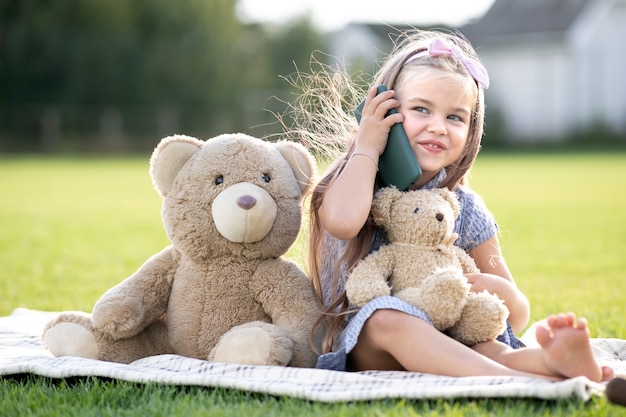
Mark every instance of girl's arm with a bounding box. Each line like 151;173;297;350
467;235;530;333
318;150;377;240
319;87;402;240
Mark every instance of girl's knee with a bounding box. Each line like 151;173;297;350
364;309;430;335
364;309;400;334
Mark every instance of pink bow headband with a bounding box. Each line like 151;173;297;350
404;37;490;89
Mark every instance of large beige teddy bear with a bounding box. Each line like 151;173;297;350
43;133;321;367
345;187;508;346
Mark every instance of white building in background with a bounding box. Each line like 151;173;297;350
463;0;626;142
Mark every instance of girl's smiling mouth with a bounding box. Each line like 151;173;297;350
419;140;447;153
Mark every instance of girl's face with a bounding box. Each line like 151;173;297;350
395;72;475;187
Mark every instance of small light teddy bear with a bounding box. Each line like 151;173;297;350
43;133;321;367
344;186;508;346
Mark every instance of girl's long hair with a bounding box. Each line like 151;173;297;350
283;29;487;354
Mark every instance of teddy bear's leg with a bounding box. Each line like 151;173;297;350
209;321;293;366
43;311;99;359
43;312;173;364
447;291;508;346
396;266;469;331
96;317;173;364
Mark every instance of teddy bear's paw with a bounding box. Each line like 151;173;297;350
416;267;469;330
395;287;424;308
43;313;99;359
92;299;145;340
345;275;390;307
210;323;293;366
448;291;508;346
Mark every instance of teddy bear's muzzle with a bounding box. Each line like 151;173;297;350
212;182;278;243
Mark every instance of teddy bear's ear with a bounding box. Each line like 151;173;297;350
371;186;402;227
274;140;317;195
432;188;461;218
150;135;203;196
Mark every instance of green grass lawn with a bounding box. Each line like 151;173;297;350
1;152;625;416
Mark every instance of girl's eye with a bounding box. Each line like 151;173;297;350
448;115;463;122
262;173;271;183
215;175;224;185
414;107;428;114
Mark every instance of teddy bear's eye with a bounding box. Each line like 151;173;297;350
215;175;224;185
262;173;271;183
413;207;420;214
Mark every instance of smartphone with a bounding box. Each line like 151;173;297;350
355;85;421;191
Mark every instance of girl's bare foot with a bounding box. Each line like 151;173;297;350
535;312;607;382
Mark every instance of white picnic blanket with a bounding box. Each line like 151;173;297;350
1;308;624;402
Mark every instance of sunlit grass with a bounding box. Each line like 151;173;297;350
0;157;169;314
1;153;625;331
469;153;626;337
1;153;625;416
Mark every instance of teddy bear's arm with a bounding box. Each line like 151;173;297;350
249;259;322;368
452;247;480;274
344;246;395;307
91;245;180;340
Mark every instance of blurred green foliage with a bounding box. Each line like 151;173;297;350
0;0;328;152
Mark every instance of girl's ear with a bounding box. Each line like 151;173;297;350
150;135;203;196
371;186;402;228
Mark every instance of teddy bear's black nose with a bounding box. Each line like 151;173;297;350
237;195;257;210
436;213;444;222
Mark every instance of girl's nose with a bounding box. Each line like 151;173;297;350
427;116;447;135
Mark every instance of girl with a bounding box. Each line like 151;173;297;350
294;30;611;381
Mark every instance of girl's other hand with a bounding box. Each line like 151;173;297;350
466;271;520;317
466;273;517;303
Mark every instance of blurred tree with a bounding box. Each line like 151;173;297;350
237;16;328;138
0;1;327;151
0;0;246;150
264;16;327;89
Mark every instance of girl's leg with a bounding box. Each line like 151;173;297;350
474;313;610;382
348;309;546;378
349;310;609;382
